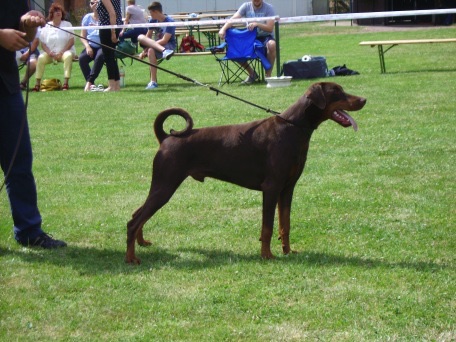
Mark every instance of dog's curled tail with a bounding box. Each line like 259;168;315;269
154;107;194;144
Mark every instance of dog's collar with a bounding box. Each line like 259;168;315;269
275;114;316;136
275;114;295;126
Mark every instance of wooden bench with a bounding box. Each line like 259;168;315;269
359;38;456;73
175;26;222;49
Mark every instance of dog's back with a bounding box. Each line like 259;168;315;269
154;108;285;189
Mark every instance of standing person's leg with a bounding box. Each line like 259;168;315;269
99;28;121;92
0;93;42;243
0;92;66;248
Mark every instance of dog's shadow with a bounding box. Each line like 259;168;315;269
0;244;447;275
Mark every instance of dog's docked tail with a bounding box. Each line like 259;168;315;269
154;107;194;144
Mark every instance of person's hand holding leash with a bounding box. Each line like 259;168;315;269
21;10;46;30
0;10;45;51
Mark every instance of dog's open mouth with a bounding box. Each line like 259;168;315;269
331;110;358;131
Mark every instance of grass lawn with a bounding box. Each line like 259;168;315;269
1;22;455;340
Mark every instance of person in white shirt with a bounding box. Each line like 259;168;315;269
33;3;75;91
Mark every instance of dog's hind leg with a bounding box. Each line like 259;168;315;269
126;176;186;264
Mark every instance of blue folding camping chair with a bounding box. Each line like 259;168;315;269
211;28;271;86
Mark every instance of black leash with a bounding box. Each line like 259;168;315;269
49;23;281;115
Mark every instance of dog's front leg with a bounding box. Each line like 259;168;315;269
260;191;278;259
278;186;295;255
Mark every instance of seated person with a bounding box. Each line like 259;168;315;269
137;1;176;90
119;0;148;44
16;30;40;90
33;3;75;91
79;0;105;92
219;0;276;83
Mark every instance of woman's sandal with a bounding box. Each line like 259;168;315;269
90;84;104;92
31;85;40;92
62;84;69;91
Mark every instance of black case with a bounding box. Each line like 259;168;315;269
282;57;327;79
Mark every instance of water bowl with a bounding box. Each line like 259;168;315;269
265;76;292;88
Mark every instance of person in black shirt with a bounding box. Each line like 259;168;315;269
97;0;123;92
0;1;67;248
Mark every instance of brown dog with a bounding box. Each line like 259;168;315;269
126;82;366;264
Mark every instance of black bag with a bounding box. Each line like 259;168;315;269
331;64;360;76
282;57;328;79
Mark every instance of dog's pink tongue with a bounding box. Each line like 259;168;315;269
344;111;358;132
336;110;358;132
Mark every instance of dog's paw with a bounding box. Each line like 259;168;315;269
261;250;275;259
137;239;152;247
282;246;298;255
125;255;141;265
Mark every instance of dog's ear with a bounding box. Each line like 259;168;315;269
306;83;326;109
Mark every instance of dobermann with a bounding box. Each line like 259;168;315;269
126;82;366;264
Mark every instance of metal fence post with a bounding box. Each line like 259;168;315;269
275;20;281;77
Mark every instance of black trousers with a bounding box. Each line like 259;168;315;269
99;28;120;81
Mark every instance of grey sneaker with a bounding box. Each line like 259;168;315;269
241;72;259;85
162;49;174;60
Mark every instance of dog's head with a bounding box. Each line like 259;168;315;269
281;82;366;131
306;82;366;131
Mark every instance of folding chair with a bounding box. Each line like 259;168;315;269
211;28;271;86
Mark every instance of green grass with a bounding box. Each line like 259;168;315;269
1;22;455;340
